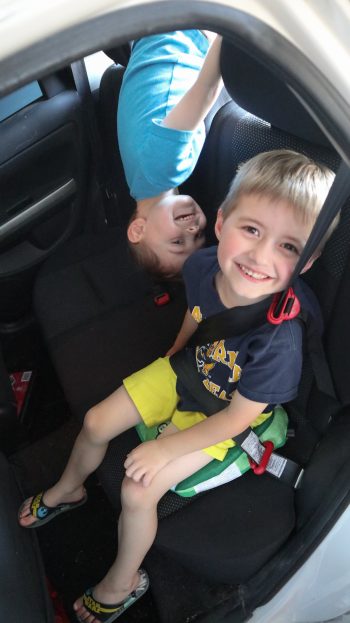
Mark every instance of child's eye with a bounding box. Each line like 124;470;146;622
281;242;300;255
243;225;259;236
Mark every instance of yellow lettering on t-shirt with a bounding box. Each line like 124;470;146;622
191;306;202;323
228;364;242;383
202;362;215;376
202;380;221;397
212;340;227;364
206;342;218;358
218;389;230;401
226;350;238;368
203;378;210;391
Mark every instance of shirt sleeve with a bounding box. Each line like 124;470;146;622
237;322;304;405
138;119;206;196
182;251;203;312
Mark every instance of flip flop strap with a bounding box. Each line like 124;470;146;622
83;589;122;617
30;491;55;520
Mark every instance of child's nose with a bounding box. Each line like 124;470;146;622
186;223;200;234
176;215;200;233
249;240;271;265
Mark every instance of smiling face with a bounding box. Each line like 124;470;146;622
128;194;207;275
214;193;317;308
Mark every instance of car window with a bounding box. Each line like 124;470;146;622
0;81;43;122
84;51;113;91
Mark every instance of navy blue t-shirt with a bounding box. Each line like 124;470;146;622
177;246;322;413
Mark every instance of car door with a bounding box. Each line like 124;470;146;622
0;67;91;324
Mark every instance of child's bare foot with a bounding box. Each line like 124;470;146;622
18;486;87;528
73;569;149;622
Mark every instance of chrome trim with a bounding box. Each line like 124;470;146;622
0;178;76;243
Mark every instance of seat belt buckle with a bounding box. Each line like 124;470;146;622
248;440;274;475
267;287;301;325
154;292;170;306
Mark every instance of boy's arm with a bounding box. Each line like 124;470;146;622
166;309;198;356
159;391;267;458
162;35;223;132
124;391;268;486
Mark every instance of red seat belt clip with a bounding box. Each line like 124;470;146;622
154;292;170;306
267;287;300;325
248;441;274;475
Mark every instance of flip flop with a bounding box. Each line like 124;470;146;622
77;568;149;623
18;490;88;528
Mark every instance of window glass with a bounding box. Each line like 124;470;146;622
84;52;113;91
0;81;43;122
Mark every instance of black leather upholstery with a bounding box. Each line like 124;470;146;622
0;343;22;455
0;452;54;622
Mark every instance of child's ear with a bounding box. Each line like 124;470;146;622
300;252;321;274
127;217;146;243
214;208;224;241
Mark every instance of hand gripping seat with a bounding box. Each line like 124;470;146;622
33;39;350;622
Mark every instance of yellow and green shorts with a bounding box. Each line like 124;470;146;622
123;357;288;497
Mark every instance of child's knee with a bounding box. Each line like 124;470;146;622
121;476;157;511
83;406;105;443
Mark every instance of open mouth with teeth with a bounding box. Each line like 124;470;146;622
174;212;197;224
237;263;271;282
174;212;201;231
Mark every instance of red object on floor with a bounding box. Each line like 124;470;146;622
9;370;33;416
46;579;71;623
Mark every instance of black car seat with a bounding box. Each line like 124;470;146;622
0;343;19;454
0;449;55;622
96;44;135;228
32;38;350;622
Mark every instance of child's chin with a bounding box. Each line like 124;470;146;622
235;287;272;304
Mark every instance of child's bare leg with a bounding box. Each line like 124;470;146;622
19;386;142;527
74;426;212;621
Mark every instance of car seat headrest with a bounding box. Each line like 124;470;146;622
220;39;331;148
104;42;132;67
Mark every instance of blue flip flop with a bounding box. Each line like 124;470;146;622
78;568;149;623
18;490;88;528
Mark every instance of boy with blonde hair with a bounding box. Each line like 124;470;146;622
19;150;338;623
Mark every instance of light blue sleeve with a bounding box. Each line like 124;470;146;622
117;31;209;200
133;118;206;198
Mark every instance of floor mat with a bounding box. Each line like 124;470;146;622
11;420;159;623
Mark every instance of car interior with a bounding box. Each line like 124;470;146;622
1;20;350;623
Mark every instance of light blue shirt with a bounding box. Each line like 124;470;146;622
117;31;209;200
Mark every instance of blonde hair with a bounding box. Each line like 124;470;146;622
128;239;181;280
220;149;339;249
127;209;184;279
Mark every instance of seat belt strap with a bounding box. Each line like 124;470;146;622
71;59;116;220
234;428;304;488
187;295;273;346
274;159;350;319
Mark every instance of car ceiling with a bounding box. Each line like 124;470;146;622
0;0;350;162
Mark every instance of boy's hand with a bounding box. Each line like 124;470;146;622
124;440;171;487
